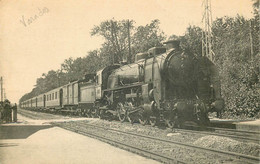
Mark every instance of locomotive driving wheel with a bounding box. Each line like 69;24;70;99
95;103;102;119
149;116;157;127
125;102;135;124
84;108;90;118
166;119;176;129
117;102;126;122
165;113;178;129
99;109;105;119
90;108;96;118
138;108;147;125
149;101;158;127
91;107;100;118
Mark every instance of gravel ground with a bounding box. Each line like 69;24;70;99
63;121;229;164
193;135;260;156
88;119;203;145
87;119;260;156
59;119;259;164
18;108;74;120
18;109;260;163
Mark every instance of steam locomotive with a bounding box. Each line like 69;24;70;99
21;40;224;127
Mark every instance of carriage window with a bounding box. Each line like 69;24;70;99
52;93;54;100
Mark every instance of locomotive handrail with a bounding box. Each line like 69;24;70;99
103;82;144;92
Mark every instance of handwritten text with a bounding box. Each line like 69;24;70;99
20;7;49;27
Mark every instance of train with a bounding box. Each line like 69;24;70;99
21;40;224;127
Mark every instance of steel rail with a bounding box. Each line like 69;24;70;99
209;126;260;134
19;108;259;143
69;121;260;163
54;123;186;164
172;127;260;143
18;109;259;163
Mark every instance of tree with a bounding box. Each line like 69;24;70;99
91;19;134;64
176;26;203;56
131;19;166;61
91;19;166;64
211;15;259;117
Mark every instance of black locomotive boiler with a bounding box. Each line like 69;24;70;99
21;40;224;128
95;40;224;127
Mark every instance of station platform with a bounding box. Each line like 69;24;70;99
210;118;260;132
0;115;159;164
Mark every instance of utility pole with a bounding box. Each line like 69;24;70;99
3;88;6;100
111;20;115;64
0;76;3;102
127;19;131;63
249;20;254;60
202;0;215;63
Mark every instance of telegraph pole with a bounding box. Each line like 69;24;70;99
0;76;3;102
202;0;215;63
3;88;6;100
111;20;115;64
127;19;131;63
249;20;254;60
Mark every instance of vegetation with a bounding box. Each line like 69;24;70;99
176;0;259;118
20;1;259;118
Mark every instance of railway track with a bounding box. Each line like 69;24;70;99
19;108;260;144
173;125;260;144
18;108;71;120
18;109;259;163
18;109;40;119
52;122;186;164
108;119;260;144
53;121;260;164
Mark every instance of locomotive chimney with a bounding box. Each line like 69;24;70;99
163;40;180;51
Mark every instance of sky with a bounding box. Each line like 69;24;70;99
0;0;255;103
